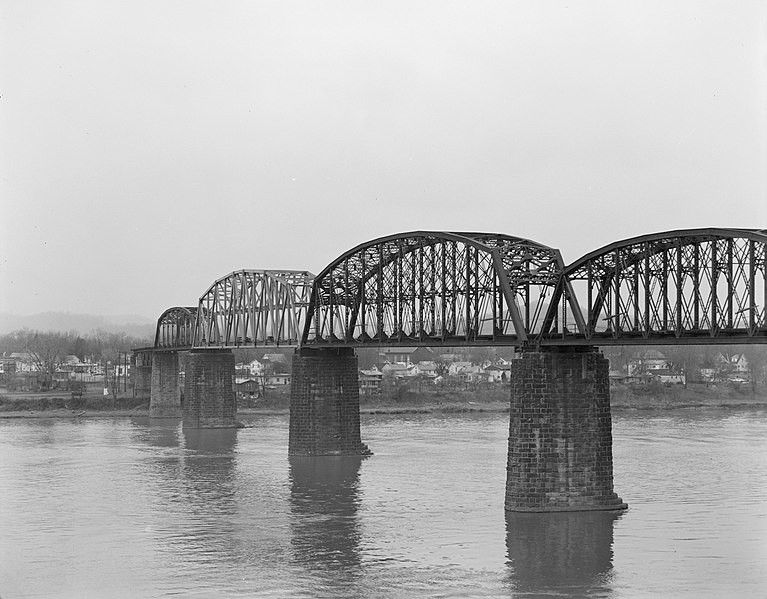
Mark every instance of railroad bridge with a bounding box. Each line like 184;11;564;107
134;228;767;512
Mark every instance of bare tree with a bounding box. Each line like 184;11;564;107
17;329;77;389
600;345;642;375
662;345;700;387
738;345;767;394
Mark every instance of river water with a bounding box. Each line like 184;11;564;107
0;408;765;598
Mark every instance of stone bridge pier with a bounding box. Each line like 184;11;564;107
133;350;153;401
183;349;237;429
289;347;370;456
505;346;627;512
149;350;183;418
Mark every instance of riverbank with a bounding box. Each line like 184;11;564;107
1;382;765;419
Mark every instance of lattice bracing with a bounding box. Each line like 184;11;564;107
540;228;767;344
154;307;197;349
193;270;314;347
302;231;578;346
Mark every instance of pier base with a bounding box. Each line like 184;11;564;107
149;351;181;418
183;349;237;429
289;347;370;456
505;347;627;512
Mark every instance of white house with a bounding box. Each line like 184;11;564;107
359;365;384;394
652;372;686;385
628;350;671;375
245;359;264;376
730;354;749;373
264;373;290;387
10;352;38;373
416;361;440;378
381;362;417;379
484;364;504;383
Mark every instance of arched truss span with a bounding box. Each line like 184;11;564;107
154;306;198;349
302;231;581;346
540;228;767;344
193;270;315;347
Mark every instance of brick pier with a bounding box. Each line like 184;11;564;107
183;349;237;429
289;347;371;456
149;351;182;418
505;347;627;512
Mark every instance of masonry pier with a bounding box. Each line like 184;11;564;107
183;349;237;429
289;347;370;455
149;350;182;418
505;347;627;512
133;350;153;401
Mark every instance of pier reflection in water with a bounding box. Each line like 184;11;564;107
288;456;365;579
143;417;183;446
505;510;621;596
181;426;238;509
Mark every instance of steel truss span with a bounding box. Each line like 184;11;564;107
193;270;315;348
540;228;767;345
154;307;197;349
302;231;579;346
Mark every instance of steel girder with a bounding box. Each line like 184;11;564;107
154;306;198;349
539;228;767;345
192;270;315;348
302;231;577;346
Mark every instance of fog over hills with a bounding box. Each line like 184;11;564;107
0;312;155;338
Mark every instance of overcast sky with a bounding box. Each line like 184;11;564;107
1;1;765;320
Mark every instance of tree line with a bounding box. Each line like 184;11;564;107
601;343;767;391
0;328;153;379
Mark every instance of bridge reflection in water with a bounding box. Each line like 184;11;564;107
505;510;623;595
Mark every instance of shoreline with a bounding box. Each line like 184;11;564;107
1;385;766;420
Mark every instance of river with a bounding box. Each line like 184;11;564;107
0;408;765;598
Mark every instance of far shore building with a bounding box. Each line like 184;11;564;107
484;364;504;383
447;361;473;377
628;349;672;375
416;361;440;379
359;365;384;394
381;362;417;379
264;373;291;387
378;347;435;366
9;352;38;373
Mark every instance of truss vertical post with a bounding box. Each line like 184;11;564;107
676;239;683;335
693;241;700;329
749;239;756;334
711;238;718;336
727;237;734;329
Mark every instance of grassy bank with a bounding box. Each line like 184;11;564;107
610;381;767;409
357;383;767;413
0;391;148;417
1;381;765;419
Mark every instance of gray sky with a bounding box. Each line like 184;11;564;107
2;1;765;320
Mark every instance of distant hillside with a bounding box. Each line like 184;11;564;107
0;312;155;338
